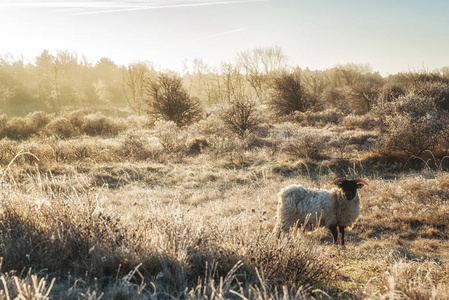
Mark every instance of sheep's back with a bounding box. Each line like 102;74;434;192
278;184;337;230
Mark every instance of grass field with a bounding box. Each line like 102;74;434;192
0;109;448;299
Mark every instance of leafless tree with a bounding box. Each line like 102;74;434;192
34;50;56;110
270;72;317;116
144;72;202;126
236;46;289;101
221;97;261;139
300;68;330;99
122;62;155;115
54;51;94;109
219;61;248;102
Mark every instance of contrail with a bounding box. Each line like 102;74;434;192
190;28;244;42
0;2;133;8
69;0;267;16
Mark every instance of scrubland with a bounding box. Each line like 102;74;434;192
0;108;448;299
1;50;449;298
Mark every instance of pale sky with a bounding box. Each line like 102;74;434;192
0;0;448;75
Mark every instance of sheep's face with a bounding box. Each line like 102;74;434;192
332;179;367;201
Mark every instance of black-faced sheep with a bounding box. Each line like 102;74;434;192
275;178;368;245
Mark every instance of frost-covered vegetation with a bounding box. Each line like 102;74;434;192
1;48;449;298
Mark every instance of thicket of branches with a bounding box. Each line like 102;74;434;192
269;72;319;116
2;48;449;157
144;72;202;126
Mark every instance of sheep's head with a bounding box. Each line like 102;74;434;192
332;178;368;201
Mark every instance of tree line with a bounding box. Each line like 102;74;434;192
1;47;449;125
2;46;449;158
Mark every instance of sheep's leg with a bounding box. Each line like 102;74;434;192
339;226;345;246
329;225;339;244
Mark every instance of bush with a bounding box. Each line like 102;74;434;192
0;138;19;164
321;86;348;109
290;109;342;127
144;73;203;126
404;72;449;111
251;235;335;288
282;131;328;160
220;98;262;139
1;117;30;139
45;116;78;138
341;113;378;130
154;120;188;154
118;134;155;161
269;72;318;116
378;94;448;156
0;111;51;140
80;113;124;136
65;109;88;131
428;82;449;112
375;84;406;112
27;111;52;130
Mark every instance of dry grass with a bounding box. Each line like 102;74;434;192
0;167;335;299
0;111;448;299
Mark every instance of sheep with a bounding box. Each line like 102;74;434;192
275;178;368;245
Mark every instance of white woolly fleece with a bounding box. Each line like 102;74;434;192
277;184;360;232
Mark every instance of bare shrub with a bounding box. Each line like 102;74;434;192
125;115;150;131
2;117;30;139
189;112;260;160
70;143;93;160
349;74;383;113
282;132;328;160
187;138;209;155
0;138;19;164
376;94;447;156
27;111;52;130
290;109;342;127
400;72;449;112
380;84;406;104
206;134;243;160
118;134;155;161
382;259;449;299
64;109;88;131
154;120;188;154
329;136;351;160
3;117;31;140
80;113;124;136
220;98;262;139
144;72;203;126
251;234;335;288
47;137;75;163
321;86;347;109
428;82;449;112
189;111;225;135
0;183;127;278
341;113;378;130
269;72;318;116
44;116;78;138
0;112;51;140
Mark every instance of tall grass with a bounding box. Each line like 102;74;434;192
0;108;449;298
0;162;337;298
